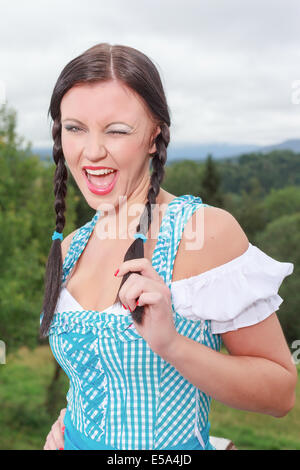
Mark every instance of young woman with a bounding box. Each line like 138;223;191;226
41;43;297;450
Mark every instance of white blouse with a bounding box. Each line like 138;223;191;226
56;242;294;335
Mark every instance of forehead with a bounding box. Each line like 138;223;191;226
60;80;152;122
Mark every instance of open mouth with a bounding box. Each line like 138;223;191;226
82;168;119;195
84;169;117;187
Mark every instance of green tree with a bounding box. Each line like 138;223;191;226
163;159;204;199
200;153;224;207
0;103;77;354
224;177;266;241
219;149;300;195
253;213;300;347
262;186;300;225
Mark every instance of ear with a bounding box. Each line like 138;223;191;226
149;125;161;154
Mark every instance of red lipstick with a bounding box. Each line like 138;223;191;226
82;166;119;195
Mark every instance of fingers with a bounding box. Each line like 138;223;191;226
54;421;65;449
136;291;166;308
59;408;66;429
43;417;65;450
115;258;164;284
118;273;150;312
44;432;61;450
119;275;170;313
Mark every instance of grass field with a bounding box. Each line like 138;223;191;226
0;345;299;450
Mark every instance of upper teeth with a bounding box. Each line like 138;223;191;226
85;168;115;175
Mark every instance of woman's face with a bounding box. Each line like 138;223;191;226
60;80;161;212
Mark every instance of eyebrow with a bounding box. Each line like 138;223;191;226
62;118;133;128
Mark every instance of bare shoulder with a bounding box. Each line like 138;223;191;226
173;206;249;281
61;229;77;263
199;205;249;257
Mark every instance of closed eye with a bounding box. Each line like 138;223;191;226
109;131;128;135
63;126;127;135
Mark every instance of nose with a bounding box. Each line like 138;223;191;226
83;133;108;161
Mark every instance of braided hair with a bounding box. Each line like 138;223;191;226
40;43;171;337
113;121;169;323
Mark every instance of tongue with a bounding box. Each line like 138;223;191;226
89;172;116;188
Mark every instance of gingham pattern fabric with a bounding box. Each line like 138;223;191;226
45;194;222;450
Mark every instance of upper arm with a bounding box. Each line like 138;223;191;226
61;229;77;263
180;206;297;380
221;313;297;381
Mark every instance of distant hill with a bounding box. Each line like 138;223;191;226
32;147;53;161
166;138;300;162
166;142;260;161
258;139;300;154
31;138;300;164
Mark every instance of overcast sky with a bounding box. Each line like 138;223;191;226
1;0;300;148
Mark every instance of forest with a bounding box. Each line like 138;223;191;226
0;103;299;449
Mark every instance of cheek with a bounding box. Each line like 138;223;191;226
112;138;147;169
61;136;81;168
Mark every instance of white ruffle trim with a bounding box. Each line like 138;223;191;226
170;242;294;334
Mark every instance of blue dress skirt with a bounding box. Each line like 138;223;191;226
63;407;215;450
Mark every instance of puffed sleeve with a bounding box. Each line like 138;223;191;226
171;242;294;334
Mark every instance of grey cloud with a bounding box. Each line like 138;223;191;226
0;0;299;147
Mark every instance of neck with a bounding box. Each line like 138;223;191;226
96;172;163;241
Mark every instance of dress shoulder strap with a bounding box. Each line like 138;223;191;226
152;194;211;289
61;210;101;285
61;195;210;288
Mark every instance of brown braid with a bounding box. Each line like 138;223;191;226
113;122;170;324
40;119;68;337
39;43;171;337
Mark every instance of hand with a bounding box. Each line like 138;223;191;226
115;258;179;358
43;408;66;450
